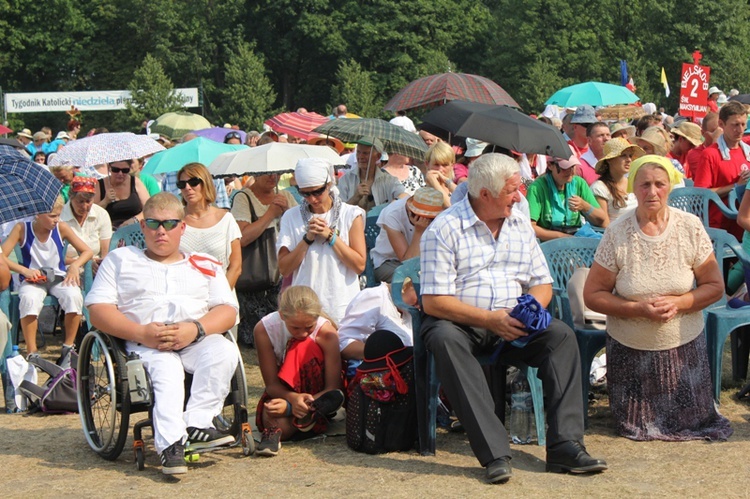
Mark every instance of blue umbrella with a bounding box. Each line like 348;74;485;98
141;137;248;175
545;81;640;107
0;145;63;224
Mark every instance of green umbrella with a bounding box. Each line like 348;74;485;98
313;118;428;161
141;137;247;175
150;111;211;140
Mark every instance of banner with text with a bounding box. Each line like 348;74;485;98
4;88;200;113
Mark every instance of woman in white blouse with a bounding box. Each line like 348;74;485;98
176;163;242;288
277;158;366;324
591;138;645;226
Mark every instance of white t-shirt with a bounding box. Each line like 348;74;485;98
370;197;412;268
61;202;113;259
260;311;330;365
277;202;365;323
590;180;637;222
85;246;239;325
179;212;242;272
337;283;413;351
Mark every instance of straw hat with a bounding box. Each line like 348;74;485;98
609;122;635;139
671;121;702;147
406;187;444;218
17;128;33;139
635;127;668;156
595;138;645;174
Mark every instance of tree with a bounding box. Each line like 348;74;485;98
118;54;188;130
330;60;380;118
219;42;276;131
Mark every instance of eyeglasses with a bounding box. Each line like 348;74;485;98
296;184;328;198
110;167;131;174
176;177;203;190
143;218;181;231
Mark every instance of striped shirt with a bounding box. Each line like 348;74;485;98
420;196;552;311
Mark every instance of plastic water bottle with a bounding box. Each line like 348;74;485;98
3;346;21;413
126;353;151;405
509;370;533;444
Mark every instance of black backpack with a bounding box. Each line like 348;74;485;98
346;344;417;454
19;356;78;414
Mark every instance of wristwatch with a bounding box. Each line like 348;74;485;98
303;234;315;245
191;320;206;343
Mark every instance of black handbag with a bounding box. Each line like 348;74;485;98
233;191;280;292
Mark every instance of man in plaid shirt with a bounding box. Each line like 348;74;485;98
420;153;607;484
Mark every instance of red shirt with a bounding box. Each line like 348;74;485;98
685;144;707;179
694;143;749;239
567;139;588;159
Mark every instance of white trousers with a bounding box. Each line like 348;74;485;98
127;334;240;453
18;281;83;318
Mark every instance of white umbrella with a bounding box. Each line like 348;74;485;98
48;132;165;168
209;142;344;178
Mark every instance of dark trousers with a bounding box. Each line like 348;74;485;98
421;316;585;466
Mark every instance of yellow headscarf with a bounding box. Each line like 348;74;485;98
627;154;683;193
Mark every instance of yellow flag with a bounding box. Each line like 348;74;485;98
661;67;670;97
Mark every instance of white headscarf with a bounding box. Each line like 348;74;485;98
295;158;332;188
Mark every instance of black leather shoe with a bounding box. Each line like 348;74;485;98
546;441;608;474
485;456;513;484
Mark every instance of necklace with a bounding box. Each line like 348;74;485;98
188;208;210;220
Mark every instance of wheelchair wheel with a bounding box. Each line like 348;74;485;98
77;331;130;460
134;446;145;471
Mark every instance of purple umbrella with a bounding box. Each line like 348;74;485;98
193;127;247;144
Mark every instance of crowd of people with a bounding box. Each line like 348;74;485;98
1;94;747;482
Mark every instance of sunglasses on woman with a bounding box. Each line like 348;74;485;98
176;177;203;190
143;218;181;230
296;184;328;198
110;167;131;174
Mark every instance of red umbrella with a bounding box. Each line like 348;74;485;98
0;125;12;135
384;72;521;113
264;112;329;141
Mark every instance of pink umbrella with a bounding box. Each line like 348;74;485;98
264;112;329;141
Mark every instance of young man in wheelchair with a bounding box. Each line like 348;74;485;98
86;192;240;475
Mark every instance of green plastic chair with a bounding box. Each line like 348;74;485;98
668;186;738;228
362;204;388;288
391;257;545;455
540;237;603;427
109;223;146;251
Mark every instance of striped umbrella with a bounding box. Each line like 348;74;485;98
264;112;329;140
384;72;520;113
48;133;165;168
313;118;428;161
0;145;63;223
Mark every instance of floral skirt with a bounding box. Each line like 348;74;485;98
607;333;733;441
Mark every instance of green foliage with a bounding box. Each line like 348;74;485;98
330;60;380;118
218;42;277;131
117;54;188;131
3;0;750;131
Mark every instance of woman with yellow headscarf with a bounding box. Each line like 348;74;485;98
583;155;732;441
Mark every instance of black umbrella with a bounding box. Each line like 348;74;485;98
729;94;750;105
421;100;572;158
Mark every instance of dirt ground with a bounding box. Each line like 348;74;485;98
2;341;750;499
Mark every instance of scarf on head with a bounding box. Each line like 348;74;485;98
628;155;683;193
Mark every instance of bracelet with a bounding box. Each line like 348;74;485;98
584;205;594;217
285;400;293;417
303;235;314;245
328;232;337;247
325;230;334;243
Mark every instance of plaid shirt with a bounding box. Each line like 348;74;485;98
161;172;230;209
420;196;552;311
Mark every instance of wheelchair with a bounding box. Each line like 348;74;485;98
76;329;254;470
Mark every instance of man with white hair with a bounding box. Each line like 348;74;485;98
338;138;407;211
420;153;607;484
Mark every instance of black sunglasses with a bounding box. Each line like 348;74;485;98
143;218;181;231
297;184;328;198
110;167;131;174
176;177;203;190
